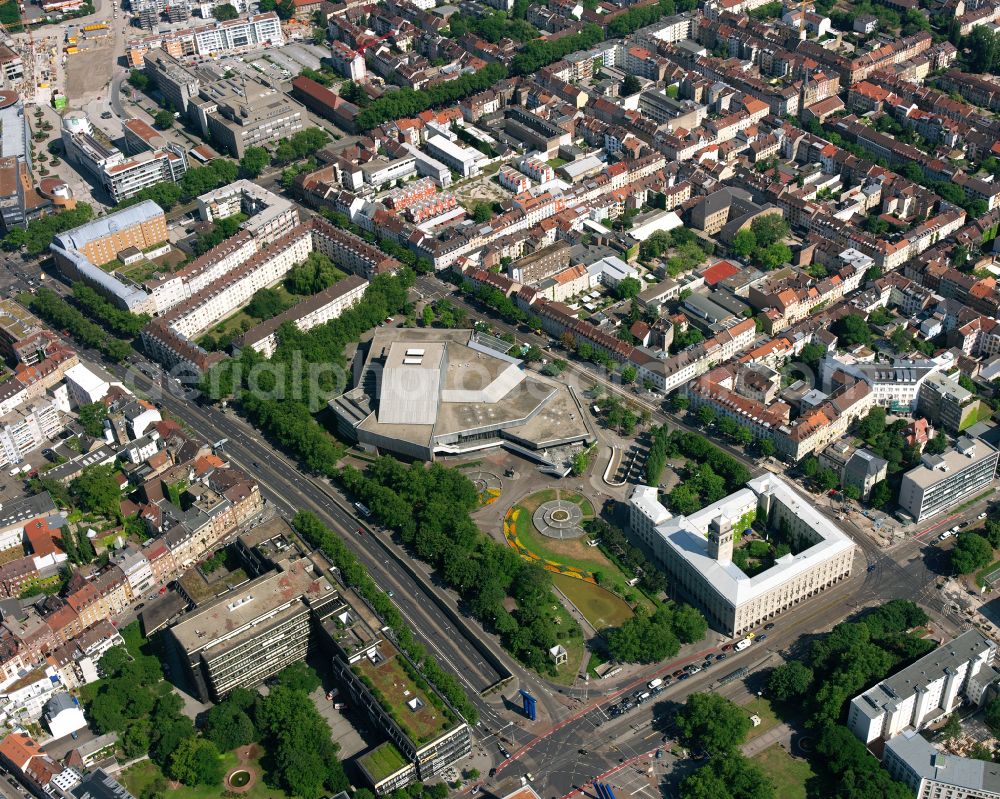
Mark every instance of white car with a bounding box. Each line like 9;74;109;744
979;512;988;520
939;530;955;541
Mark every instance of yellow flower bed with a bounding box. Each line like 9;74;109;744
503;507;595;583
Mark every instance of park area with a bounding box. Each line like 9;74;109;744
123;746;280;799
503;489;644;632
751;745;815;799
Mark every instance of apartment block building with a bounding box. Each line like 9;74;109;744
848;629;997;745
170;558;339;701
233;275;368;357
195;181;299;244
0;399;64;468
629;475;855;636
883;729;1000;798
898;437;999;522
126;12;284;67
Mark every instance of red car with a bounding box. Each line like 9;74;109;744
672;669;684;678
722;643;733;651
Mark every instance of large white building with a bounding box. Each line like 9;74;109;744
425;135;486;178
0;398;63;468
898;437;999;522
848;630;997;746
61;113;187;203
820;352;955;413
629;474;855;636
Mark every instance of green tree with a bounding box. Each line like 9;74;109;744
732;228;757;259
77;402;108;438
925;432;948;455
472;202;493;223
951;532;993;574
128;69;151;91
613;276;642;300
985;696;1000;735
98;646;131;678
749;215;790;248
622;74;641;95
168;738;225;787
697;405;716;426
70;465;122;518
680;753;774;799
835;315;874;347
759;242;792;270
621;365;637;384
245;287;290;320
276;661;322;693
212;2;238;18
153;110;175;129
767;661;813;701
676;693;751;753
239;146;270;178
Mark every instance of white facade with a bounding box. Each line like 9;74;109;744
848;630;997;745
64;363;110;407
0;399;64;468
898;437;1000;522
629;474;855;636
425;135;486;178
0;667;60;725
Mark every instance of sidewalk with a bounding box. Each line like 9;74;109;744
741;722;792;758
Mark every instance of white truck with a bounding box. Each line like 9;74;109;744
648;677;664;690
735;638;752;652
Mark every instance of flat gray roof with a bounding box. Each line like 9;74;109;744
886;729;1000;793
170;559;333;654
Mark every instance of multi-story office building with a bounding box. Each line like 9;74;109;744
62;112;188;202
318;587;472;793
170;558;339;701
629;474;855;636
917;372;978;434
191;78;304;157
142;49;202;114
425;136;486;178
103;149;187;203
848;629;997;745
898;437;999;522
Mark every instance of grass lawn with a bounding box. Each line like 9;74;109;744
359;742;408;782
547;157;568;168
961;400;993;431
553;573;633;630
511;506;616;575
519;489;557;514
123;747;291;799
751;744;814;799
548;596;586;685
743;697;783;741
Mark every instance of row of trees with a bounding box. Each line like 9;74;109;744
71;284;150;338
200;272;413;476
3;203;94;255
27;288;131;362
585;518;667;597
338;457;579;674
606;0;697;38
291;511;479;724
356;63;507;131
